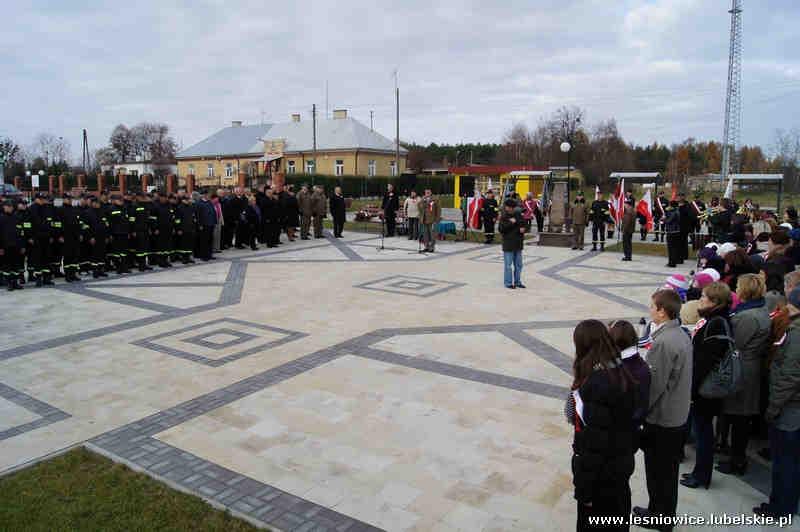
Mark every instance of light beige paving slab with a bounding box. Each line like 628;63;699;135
0;397;40;431
89;285;223;309
87;261;233;284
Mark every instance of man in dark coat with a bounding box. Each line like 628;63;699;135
480;190;499;244
678;194;693;263
60;193;85;282
498;199;525;289
195;190;217;261
330;186;346;238
175;195;197;264
589;196;612;251
83;196;109;278
108;195;131;274
381;184;399;237
153;193;174;267
621;198;636;261
29;193;55;286
284;186;299;241
297;184;313;240
131;192;153;271
0;199;26;290
664;201;682;268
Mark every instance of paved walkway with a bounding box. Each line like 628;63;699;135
0;232;773;531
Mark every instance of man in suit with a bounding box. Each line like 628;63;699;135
381;184;400;237
330;186;346;238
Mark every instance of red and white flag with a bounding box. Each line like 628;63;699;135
637;189;654;231
595;185;601;201
614;179;625;225
467;191;483;229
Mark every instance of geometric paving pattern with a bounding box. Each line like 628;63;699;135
132;318;307;367
353;274;466;298
0;382;70;441
467;251;546;266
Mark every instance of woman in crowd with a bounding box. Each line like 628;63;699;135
717;274;771;476
721;248;757;292
567;320;638;531
681;282;733;489
754;287;800;519
608;320;651;431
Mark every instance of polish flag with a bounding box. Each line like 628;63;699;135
467;191;483;229
637;189;654;231
595;185;601;200
614;179;625;225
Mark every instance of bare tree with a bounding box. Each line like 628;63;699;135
546;106;585;143
30;133;71;168
109;124;133;162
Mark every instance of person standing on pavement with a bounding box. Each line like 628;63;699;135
330;186;346;238
571;192;588;251
498;199;526;289
633;289;692;531
284;185;299;242
621;197;636;262
297;184;313;240
480;189;499;244
0;199;26;291
311;185;327;238
404;190;420;241
381;183;400;237
419;189;441;253
664;201;682;268
195;190;217;261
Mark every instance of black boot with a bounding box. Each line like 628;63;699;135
93;270;101;278
5;277;12;291
591;244;597;251
12;278;22;290
600;243;605;252
43;273;54;286
65;271;74;283
35;275;44;287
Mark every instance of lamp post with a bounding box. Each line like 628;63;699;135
560;141;572;204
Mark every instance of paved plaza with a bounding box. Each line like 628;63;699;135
0;232;776;531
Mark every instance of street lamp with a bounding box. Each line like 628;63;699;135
560;141;572;203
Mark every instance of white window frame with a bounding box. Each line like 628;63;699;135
390;160;397;177
306;160;315;174
207;163;214;177
188;164;194;176
368;160;376;177
287;161;296;174
225;163;233;177
335;159;344;176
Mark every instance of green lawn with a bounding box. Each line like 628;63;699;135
0;447;262;532
605;241;698;260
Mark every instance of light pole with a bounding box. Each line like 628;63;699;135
560;141;572;204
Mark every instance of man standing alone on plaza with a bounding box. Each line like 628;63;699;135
330;186;346;238
381;183;399;237
419;189;441;253
297;184;313;240
498;199;526;289
633;289;692;531
622;197;635;261
571;192;588;250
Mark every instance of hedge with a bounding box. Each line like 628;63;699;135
282;174;454;198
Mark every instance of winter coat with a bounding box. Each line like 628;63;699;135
570;360;637;504
646;319;692;428
330;194;346;219
722;299;770;416
765;315;800;428
691;311;731;417
419;196;442;225
498;211;524;252
570;201;588;226
311;191;327;216
297;190;313;216
621;204;635;235
196;199;217;228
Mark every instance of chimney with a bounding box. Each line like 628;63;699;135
231;120;242;127
291;114;301;123
332;109;347;119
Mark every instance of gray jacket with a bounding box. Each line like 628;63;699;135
767;317;800;429
645;319;692;428
723;302;771;416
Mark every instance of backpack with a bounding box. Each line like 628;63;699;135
699;317;743;399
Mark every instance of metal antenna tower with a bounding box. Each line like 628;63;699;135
721;0;743;185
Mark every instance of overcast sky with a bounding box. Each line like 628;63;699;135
2;0;798;160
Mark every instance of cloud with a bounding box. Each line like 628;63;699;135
0;0;798;163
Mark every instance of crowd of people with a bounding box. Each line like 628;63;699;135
568;211;800;530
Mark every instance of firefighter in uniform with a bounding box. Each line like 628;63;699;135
131;192;153;271
589;196;613;251
60;193;85;282
78;195;93;274
29;193;55;286
480;190;499;244
122;192;137;270
168;194;181;262
175;195;197;264
108;195;131;274
0;199;26;291
153;193;174;267
16;199;32;284
49;196;64;277
84;196;110;278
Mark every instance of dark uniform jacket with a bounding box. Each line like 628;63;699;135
480;198;499;221
108;204;130;236
61;204;83;244
84;207;109;241
589;200;612;225
175;203;197;234
0;211;25;250
381;191;399;214
330;194;346;218
155;202;174;235
311;191;327;216
29;202;54;239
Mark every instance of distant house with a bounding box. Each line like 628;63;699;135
101;159;177;177
176;110;408;187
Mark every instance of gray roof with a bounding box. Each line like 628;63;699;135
177;124;271;158
177;117;406;159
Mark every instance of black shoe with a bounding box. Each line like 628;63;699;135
716;460;747;476
571;246;578;250
506;285;516;289
622;257;631;261
679;475;709;489
631;507;668;530
591;246;597;251
516;284;526;289
666;263;676;268
36;277;44;287
757;447;771;460
714;442;730;455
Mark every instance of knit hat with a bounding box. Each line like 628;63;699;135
698;247;719;261
718;242;738;257
664;273;689;292
692;272;716;290
780;222;793;230
698;268;721;282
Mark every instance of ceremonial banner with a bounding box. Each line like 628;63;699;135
637;189;654;231
467;191;483;229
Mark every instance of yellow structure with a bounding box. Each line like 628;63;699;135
177;111;407;187
451;166;553;208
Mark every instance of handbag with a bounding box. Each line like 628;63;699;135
699;318;743;399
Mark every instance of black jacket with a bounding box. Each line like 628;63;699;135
589;200;612;225
154;202;174;234
498;210;524;252
691;312;731;416
61;204;83;243
108;204;130;236
480;198;499;221
0;211;25;249
196;199;216;228
381;191;399;213
571;362;637;504
29;202;54;239
84;207;109;241
175;203;197;234
330;194;346;218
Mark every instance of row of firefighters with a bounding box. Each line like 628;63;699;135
0;192;221;291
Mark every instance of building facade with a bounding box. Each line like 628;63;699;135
176;111;407;187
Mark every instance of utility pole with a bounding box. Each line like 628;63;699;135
312;104;317;186
325;81;329;119
82;129;90;172
395;74;400;178
721;0;743;196
370;110;374;131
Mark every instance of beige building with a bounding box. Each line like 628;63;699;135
176;110;407;187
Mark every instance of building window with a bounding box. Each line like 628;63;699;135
207;163;214;177
390;160;397;177
306;160;315;174
225;163;233;177
335;159;344;176
188;164;194;176
368;160;376;177
287;161;296;174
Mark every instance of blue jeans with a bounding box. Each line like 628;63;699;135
503;250;523;287
769;425;800;517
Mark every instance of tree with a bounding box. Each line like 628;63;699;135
94;147;118;167
109;124;133;162
704;141;721;173
29;133;71;174
583;119;633;186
